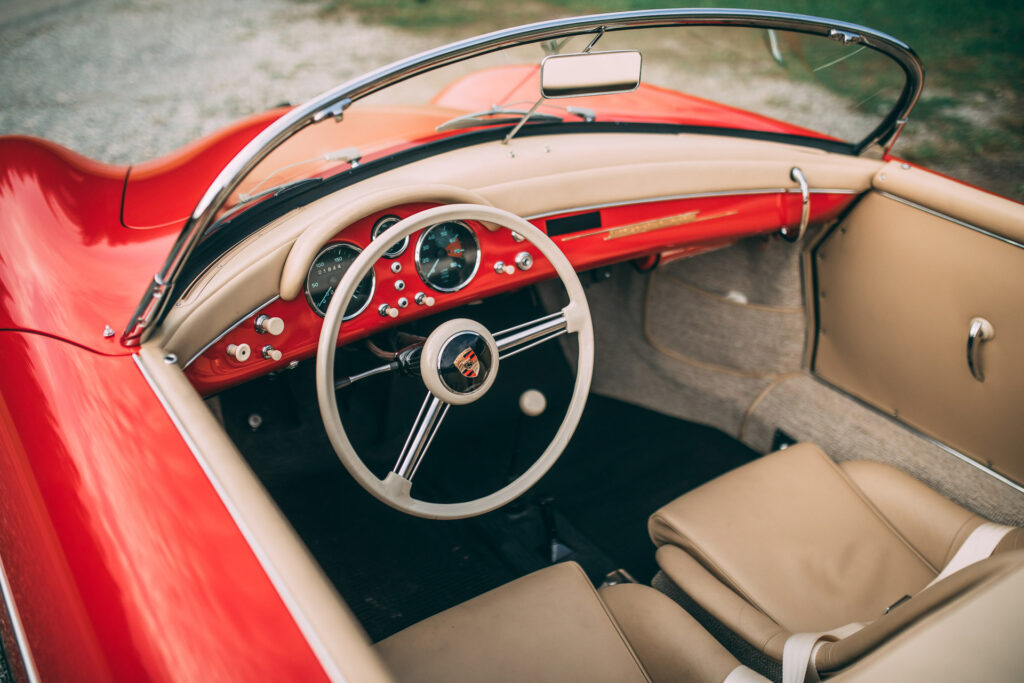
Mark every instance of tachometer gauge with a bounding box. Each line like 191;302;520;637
305;243;375;319
415;221;480;292
371;215;409;258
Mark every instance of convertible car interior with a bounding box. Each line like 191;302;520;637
2;9;1022;683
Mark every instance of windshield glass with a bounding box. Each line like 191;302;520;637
221;23;908;220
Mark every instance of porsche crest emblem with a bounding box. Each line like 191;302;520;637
453;347;480;378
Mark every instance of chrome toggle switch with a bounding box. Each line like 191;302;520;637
254;314;285;335
515;251;534;271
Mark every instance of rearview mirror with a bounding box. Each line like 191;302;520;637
540;50;642;99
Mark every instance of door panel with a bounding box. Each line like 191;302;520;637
813;185;1024;483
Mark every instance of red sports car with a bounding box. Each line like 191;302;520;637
1;9;1021;682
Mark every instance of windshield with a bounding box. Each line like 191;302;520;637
221;23;908;219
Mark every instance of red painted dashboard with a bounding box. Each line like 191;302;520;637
185;191;855;395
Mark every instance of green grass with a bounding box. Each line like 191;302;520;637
312;0;1024;198
318;0;1022;93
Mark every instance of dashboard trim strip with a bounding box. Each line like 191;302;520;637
524;187;858;221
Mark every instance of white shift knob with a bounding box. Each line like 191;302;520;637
519;389;547;417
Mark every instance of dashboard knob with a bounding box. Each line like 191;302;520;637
414;292;435;307
261;345;283;362
226;343;251;362
519;389;547;417
515;251;534;271
255;315;285;335
378;304;400;318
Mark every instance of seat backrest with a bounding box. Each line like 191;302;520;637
815;549;1024;674
828;551;1024;681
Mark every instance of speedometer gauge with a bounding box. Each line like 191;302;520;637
415;221;480;292
305;243;375;319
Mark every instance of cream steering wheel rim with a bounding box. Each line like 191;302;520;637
315;203;594;520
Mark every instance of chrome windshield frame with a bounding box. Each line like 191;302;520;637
122;8;922;345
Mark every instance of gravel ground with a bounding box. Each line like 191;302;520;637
0;0;435;163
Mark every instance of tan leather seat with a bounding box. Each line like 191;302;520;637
375;560;757;683
648;443;1023;671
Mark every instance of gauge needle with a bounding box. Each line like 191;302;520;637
427;259;440;278
319;286;334;309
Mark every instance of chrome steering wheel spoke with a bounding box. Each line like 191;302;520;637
494;309;569;360
393;393;450;481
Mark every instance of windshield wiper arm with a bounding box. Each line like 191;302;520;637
436;106;563;133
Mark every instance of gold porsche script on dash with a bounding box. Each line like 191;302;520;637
560;210;738;242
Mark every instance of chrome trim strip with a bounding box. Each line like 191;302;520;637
132;355;349;682
524;188;858;221
0;550;41;683
878;192;1024;250
812;374;1024;496
125;8;921;344
183;295;280;369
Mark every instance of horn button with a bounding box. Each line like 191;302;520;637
439;332;492;393
420;318;500;405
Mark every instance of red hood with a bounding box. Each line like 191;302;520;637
0;137;178;354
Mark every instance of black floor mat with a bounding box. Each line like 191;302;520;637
221;289;758;640
538;393;757;583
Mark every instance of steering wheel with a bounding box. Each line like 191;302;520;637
315;204;593;519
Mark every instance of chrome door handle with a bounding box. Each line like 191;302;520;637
781;167;809;242
966;317;995;382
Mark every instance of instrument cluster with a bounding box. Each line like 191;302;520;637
304;215;483;320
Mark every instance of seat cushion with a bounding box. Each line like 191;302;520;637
599;582;743;683
649;443;937;632
374;561;651;683
838;459;983;569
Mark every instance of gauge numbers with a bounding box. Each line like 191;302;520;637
305;243;375;319
415;221;480;292
371;215;409;259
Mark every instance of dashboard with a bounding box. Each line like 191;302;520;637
183;191;857;395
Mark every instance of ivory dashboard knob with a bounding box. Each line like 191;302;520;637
519;389;547;417
226;343;251;362
414;292;435;307
378;304;399;318
254;314;284;335
261;345;283;362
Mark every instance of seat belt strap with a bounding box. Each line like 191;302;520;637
927;522;1013;589
782;622;863;683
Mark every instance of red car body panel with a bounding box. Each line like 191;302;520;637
0;137;177;354
0;331;328;681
